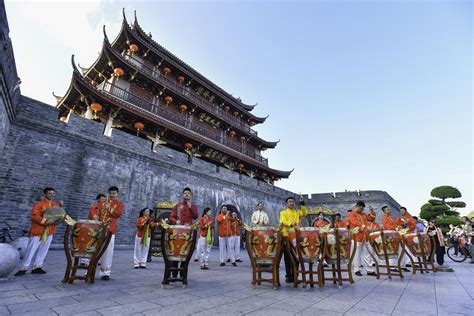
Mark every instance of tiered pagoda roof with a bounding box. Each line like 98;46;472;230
56;10;292;182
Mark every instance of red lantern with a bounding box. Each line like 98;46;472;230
129;44;139;53
179;104;188;112
163;67;171;76
114;67;124;77
177;76;185;83
261;172;267;177
164;96;173;105
229;130;236;138
233;111;239;117
223;105;230;112
249;121;256;126
261;146;267;151
134;121;144;136
237;163;245;171
239;136;246;142
90;102;102;119
184;143;193;150
60;116;68;122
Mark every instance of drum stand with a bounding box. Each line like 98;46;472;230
246;232;282;290
161;229;197;288
322;232;356;288
367;231;409;280
405;233;436;273
62;224;111;284
288;230;324;291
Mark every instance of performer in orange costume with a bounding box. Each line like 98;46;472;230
348;201;377;276
15;187;62;276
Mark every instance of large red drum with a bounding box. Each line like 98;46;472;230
288;227;322;262
248;226;279;264
71;220;104;258
164;225;194;262
326;228;351;261
405;232;432;256
368;230;400;258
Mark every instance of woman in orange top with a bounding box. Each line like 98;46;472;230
133;208;157;269
313;212;330;228
197;207;214;269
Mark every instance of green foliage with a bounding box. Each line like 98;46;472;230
421;186;465;228
446;201;466;208
428;199;444;205
431;186;462;200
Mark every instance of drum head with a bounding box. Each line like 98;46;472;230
43;206;66;225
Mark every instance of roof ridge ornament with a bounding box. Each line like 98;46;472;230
102;25;110;43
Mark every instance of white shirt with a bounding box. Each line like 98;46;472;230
251;210;269;226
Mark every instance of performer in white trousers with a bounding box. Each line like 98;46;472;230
91;186;124;280
216;205;237;266
15;187;62;276
231;211;243;262
133;207;156;268
348;201;377;276
197;207;214;269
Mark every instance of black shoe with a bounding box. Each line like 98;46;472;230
367;272;377;276
14;270;26;276
134;267;139;269
355;271;362;276
323;263;329;268
204;266;209;270
285;277;294;283
405;264;411;267
139;266;146;269
402;268;410;272
236;259;243;263
194;259;199;262
227;259;231;263
390;268;399;273
220;262;225;266
101;275;110;281
200;266;205;270
232;262;237;267
31;268;47;274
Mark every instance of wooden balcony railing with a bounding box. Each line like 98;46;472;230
123;53;258;136
101;82;268;166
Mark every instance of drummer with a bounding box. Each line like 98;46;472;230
279;195;307;283
251;202;269;226
169;187;199;277
334;213;348;228
399;207;416;232
92;186;124;281
347;201;377;277
381;206;410;272
15;187;62;276
89;193;106;220
313;212;330;228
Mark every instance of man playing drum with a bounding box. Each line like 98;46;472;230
89;193;106;220
169;187;199;276
279;195;307;283
15;187;62;276
217;205;237;266
348;201;377;277
91;186;123;281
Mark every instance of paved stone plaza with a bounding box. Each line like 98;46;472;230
0;248;473;315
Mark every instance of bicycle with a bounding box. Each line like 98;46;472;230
446;236;471;263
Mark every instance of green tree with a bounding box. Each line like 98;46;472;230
420;186;465;230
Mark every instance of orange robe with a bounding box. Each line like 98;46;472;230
335;219;348;229
382;214;401;230
90;199;124;234
313;219;330;228
135;216;157;238
29;199;60;236
401;214;416;232
198;216;214;238
348;210;376;242
216;214;234;237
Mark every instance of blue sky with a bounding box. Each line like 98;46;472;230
5;0;472;215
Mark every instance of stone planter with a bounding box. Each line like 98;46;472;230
0;243;20;278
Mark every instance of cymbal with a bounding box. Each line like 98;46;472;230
43;206;66;225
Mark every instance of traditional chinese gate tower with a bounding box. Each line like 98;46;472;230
56;10;292;184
